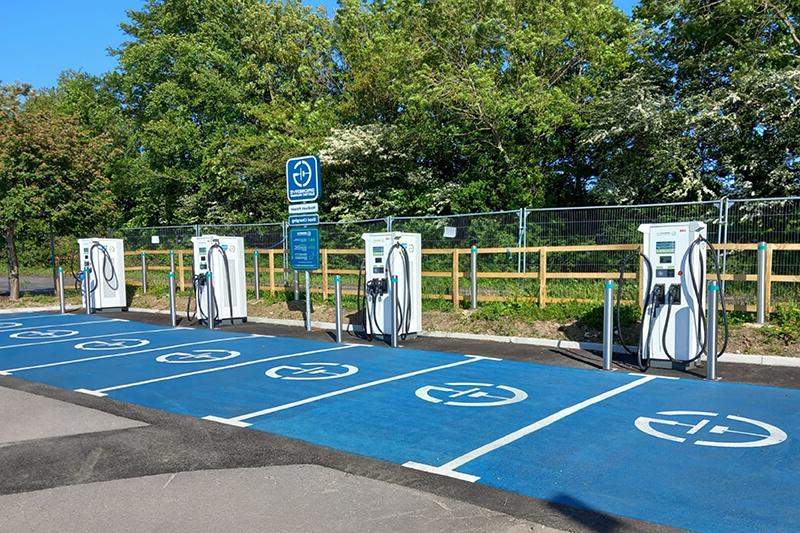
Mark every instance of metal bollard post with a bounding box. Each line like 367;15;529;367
168;271;177;327
206;272;215;330
390;275;399;347
57;267;66;314
169;250;175;274
757;241;767;324
253;250;261;301
294;271;300;300
334;275;343;343
140;251;147;294
706;282;719;380
470;245;478;310
304;271;312;331
603;280;615;371
83;267;92;315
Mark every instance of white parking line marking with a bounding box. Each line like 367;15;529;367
76;344;362;397
0;328;180;352
204;355;496;427
403;375;662;482
0;313;68;321
0;335;263;374
0;318;124;336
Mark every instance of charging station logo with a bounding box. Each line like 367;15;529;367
0;322;22;330
291;159;313;188
415;382;528;407
265;362;358;380
75;339;150;350
634;411;787;448
10;329;78;339
156;349;241;363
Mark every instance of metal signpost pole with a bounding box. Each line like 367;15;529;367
470;245;478;310
603;280;615;371
207;272;215;330
334;275;343;343
140;251;147;294
57;267;66;314
304;271;312;331
390;276;398;348
294;271;300;300
706;282;719;381
168;271;177;327
254;250;261;301
757;242;767;324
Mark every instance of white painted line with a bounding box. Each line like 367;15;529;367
80;344;361;396
626;373;680;380
0;328;177;351
402;462;480;483
201;416;251;428
0;313;66;322
205;355;497;427
75;388;107;397
402;374;659;482
1;335;258;374
0;318;124;335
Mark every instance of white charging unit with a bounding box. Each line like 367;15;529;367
638;221;707;369
191;235;247;324
362;232;422;338
77;238;127;311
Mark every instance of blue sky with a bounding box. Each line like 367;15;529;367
0;0;638;89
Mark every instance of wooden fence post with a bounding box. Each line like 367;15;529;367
765;243;773;315
322;249;329;300
538;248;547;307
178;251;186;292
452;249;460;310
268;249;276;296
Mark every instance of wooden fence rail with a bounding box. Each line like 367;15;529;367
119;242;800;314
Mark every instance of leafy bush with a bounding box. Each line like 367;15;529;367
763;305;800;345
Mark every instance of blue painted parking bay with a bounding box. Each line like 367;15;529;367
1;311;798;532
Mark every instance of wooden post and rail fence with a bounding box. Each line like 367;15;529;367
94;242;799;317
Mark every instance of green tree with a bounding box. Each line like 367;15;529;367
0;86;115;299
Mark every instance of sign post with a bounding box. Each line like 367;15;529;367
287;155;322;331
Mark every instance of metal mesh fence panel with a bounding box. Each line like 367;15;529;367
113;225;198;251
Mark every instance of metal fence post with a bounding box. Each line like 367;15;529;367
168;271;177;327
140;251;147;294
603;280;615;371
207;272;215;330
57;267;66;314
253;250;260;301
706;282;719;381
304;271;312;331
470;245;478;309
83;267;91;315
757;241;767;324
334;275;343;343
390;275;398;347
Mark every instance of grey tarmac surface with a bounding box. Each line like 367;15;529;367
8;308;783;532
0;386;146;446
0;465;555;533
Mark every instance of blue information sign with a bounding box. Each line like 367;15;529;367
288;214;320;226
286;155;321;203
289;227;320;270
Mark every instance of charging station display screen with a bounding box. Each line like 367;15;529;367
659;256;672;264
656;241;676;253
373;246;384;255
656;268;675;278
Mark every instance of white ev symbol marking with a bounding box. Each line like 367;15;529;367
75;339;150;351
0;322;22;330
265;362;358;380
155;350;240;364
10;330;78;340
634;410;787;448
292;160;313;188
415;382;528;407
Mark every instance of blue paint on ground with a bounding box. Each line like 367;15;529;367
3;313;799;533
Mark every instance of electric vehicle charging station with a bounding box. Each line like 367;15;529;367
637;222;707;369
77;238;127;312
361;232;422;341
613;221;728;372
190;235;247;326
